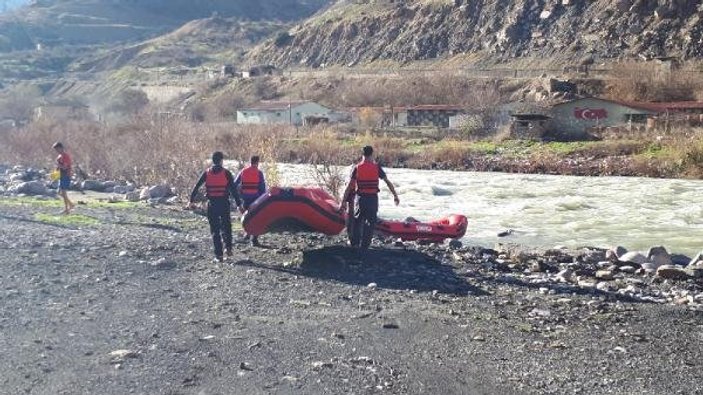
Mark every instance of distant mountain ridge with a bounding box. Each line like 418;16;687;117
250;0;703;68
0;0;329;52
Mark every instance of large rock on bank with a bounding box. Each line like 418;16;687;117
81;180;105;192
656;265;691;281
11;181;48;196
618;251;647;265
647;246;673;267
139;184;172;200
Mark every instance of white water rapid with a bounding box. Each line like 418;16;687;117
275;164;703;255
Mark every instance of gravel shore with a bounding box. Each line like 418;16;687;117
0;197;701;395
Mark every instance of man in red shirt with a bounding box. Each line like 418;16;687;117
340;146;399;249
53;142;75;214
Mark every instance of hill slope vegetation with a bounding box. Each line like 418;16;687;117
251;0;703;67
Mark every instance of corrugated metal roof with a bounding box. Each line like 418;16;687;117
637;101;703;111
406;104;465;111
347;104;465;112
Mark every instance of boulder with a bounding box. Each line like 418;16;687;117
671;254;691;266
12;181;48;196
102;181;117;190
619;251;647;265
641;262;659;273
646;246;672;266
81;180;105;192
606;246;628;261
655;265;690;281
147;184;172;199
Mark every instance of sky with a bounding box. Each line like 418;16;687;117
1;0;29;13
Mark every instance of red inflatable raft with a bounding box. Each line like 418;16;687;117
243;187;345;236
375;214;468;242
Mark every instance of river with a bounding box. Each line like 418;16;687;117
277;164;703;256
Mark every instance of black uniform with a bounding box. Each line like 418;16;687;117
190;166;241;259
349;163;386;249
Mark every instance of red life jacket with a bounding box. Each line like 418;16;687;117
205;167;228;198
355;161;380;195
240;166;260;195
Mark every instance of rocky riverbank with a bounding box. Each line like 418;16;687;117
0;196;701;394
0;165;178;205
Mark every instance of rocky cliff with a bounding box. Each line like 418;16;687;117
251;0;703;67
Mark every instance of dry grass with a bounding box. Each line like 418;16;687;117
2;118;701;199
0;117;295;193
292;74;502;110
607;62;703;102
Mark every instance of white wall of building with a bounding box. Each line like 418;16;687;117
551;98;654;138
237;102;336;125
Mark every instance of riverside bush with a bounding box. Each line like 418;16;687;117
607;62;703;102
0;118;294;193
1;119;701;196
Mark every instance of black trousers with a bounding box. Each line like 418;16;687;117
207;198;232;258
351;194;378;249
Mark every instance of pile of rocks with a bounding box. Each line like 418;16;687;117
1;164;178;205
0;166;54;197
413;240;703;309
83;180;176;204
139;184;177;204
81;179;141;201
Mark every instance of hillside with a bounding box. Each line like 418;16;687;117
73;17;289;72
250;0;703;68
0;0;329;52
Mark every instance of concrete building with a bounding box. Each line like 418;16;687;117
509;113;552;140
550;98;656;139
551;98;703;139
348;105;465;128
402;105;464;128
237;101;338;126
33;100;93;121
